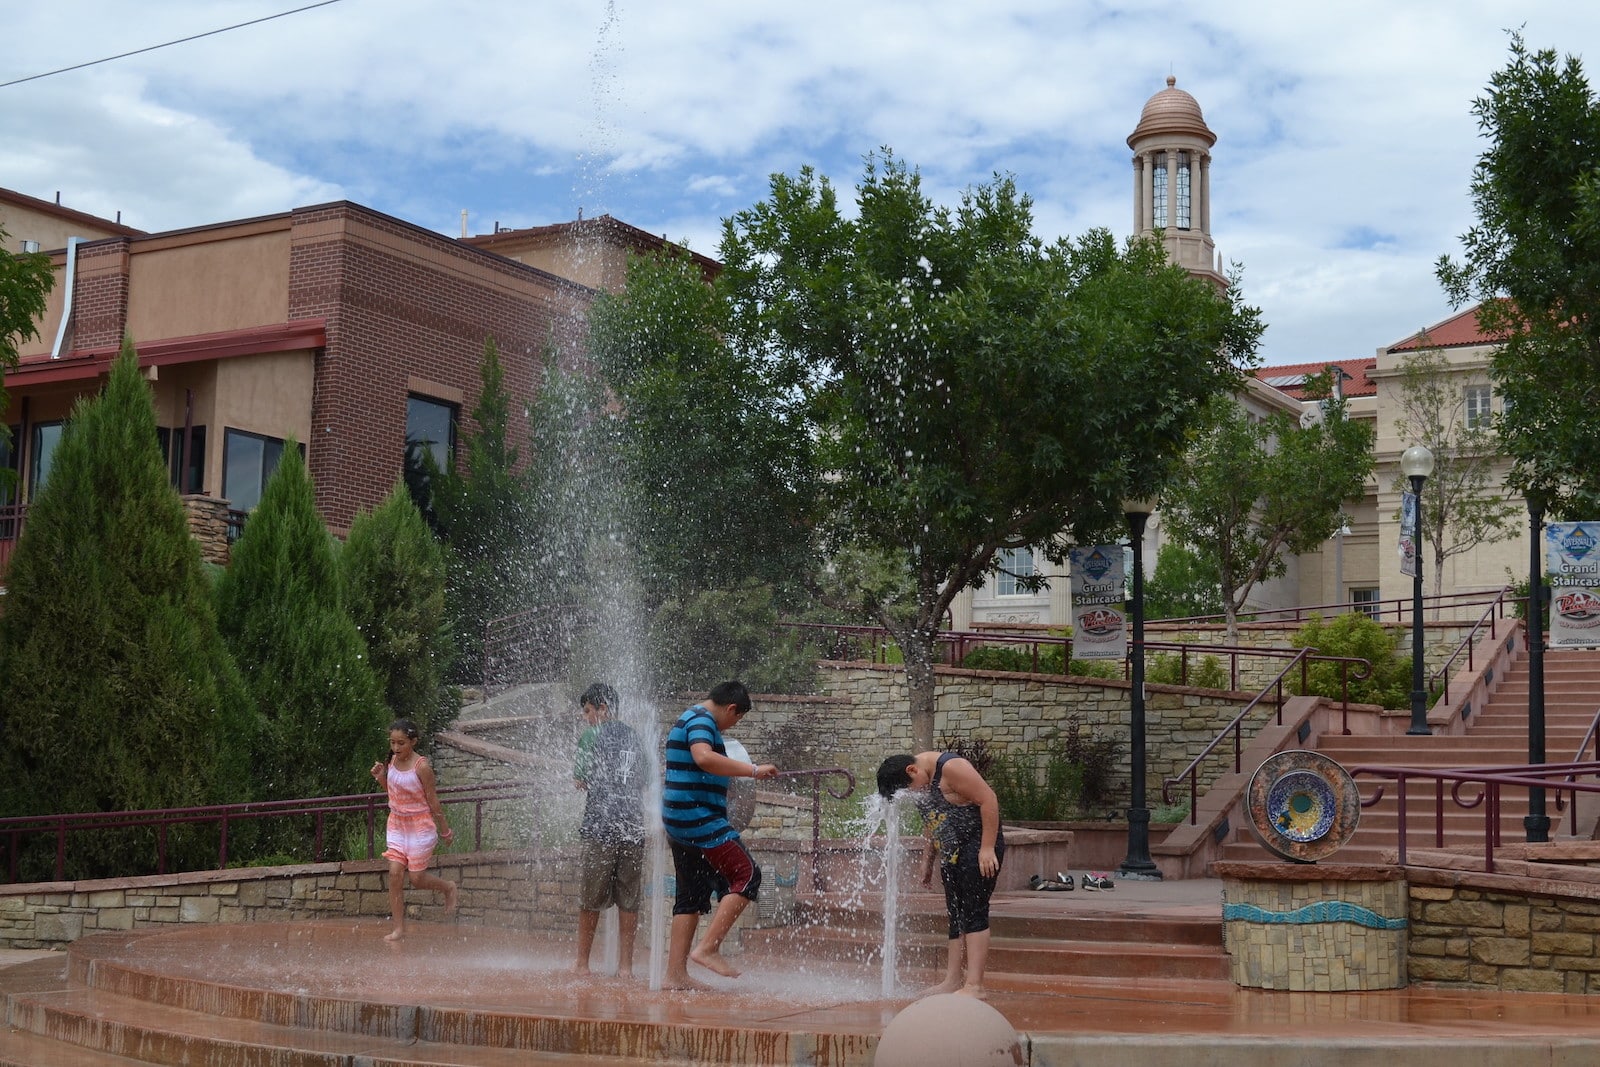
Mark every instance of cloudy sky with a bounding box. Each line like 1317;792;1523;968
3;1;1597;366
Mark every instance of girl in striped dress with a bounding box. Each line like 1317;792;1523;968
370;719;457;941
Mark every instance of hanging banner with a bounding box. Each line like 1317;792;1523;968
1546;522;1600;649
1068;545;1126;661
1398;490;1419;579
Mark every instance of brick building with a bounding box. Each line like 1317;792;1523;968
2;189;702;564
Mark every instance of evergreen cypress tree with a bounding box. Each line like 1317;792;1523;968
214;439;385;808
341;483;456;743
430;337;534;685
0;340;254;879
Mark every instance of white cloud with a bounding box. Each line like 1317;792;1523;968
3;0;1599;363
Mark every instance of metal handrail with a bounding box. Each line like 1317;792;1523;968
1152;587;1516;627
0;768;861;888
1555;708;1600;835
0;782;534;884
1160;647;1318;823
774;767;856;890
1428;585;1517;704
1348;761;1600;872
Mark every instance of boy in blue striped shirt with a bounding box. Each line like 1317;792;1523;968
662;681;779;989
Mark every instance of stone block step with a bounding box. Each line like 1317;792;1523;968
794;898;1220;946
748;927;1229;982
4;984;790;1066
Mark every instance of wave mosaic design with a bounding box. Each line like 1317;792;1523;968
1222;900;1407;930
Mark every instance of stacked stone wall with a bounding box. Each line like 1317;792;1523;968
1408;882;1600;992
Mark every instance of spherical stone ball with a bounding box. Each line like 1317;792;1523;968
874;993;1023;1067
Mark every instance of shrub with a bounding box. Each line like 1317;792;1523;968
988;750;1082;821
1146;652;1228;689
1290;612;1411;710
960;645;1034;673
1054;715;1121;807
1067;657;1121;679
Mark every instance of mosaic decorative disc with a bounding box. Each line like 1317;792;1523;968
1246;750;1360;862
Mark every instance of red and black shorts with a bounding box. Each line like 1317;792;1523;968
667;836;761;915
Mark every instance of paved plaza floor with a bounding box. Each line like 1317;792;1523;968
2;880;1599;1066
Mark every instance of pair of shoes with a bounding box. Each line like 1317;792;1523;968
1081;872;1115;892
1028;874;1075;891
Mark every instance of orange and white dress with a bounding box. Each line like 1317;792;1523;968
382;759;439;871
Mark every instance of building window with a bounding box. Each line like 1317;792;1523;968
996;547;1036;597
1464;384;1493;429
1152;165;1168;228
1176;152;1192;229
157;426;208;494
1351;587;1381;619
28;421;63;500
405;395;458;518
222;428;288;514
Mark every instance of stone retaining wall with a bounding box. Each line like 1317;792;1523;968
1407;868;1600;993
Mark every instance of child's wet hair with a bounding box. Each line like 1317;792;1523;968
389;719;420;741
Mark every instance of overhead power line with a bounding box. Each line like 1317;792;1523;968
0;0;348;89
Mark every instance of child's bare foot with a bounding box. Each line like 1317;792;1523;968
689;949;740;978
955;985;988;999
442;882;458;915
384;928;406;942
572;962;590;976
916;979;961;998
661;970;712;991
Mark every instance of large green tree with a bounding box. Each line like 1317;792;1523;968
580;249;822;692
340;483;456;743
214;440;385;807
712;153;1262;746
1437;32;1600;515
0;227;54;485
1159;377;1374;642
0;341;253;878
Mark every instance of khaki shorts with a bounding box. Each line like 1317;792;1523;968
579;837;645;912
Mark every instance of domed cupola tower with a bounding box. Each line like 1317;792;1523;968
1128;76;1225;289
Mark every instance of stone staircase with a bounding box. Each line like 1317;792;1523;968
742;891;1232;987
1218;646;1600;863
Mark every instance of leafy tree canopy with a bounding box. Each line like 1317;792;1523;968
1437;32;1600;515
0;227;54;485
1160;374;1374;641
712;152;1263;744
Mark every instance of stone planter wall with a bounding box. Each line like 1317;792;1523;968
1216;861;1408;991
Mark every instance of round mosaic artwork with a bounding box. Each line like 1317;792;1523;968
1246;750;1360;862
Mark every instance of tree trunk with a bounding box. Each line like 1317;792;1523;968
901;628;938;751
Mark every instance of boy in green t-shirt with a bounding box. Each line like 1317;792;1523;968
573;682;648;976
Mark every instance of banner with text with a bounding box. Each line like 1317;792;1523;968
1546;521;1600;649
1398;491;1419;579
1068;545;1127;661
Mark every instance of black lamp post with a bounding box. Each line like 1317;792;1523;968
1525;493;1550;843
1118;496;1162;881
1401;444;1435;736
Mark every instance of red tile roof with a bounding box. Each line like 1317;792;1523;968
1254;358;1377;399
1388;302;1511;351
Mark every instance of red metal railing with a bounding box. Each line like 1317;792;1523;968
1555;707;1600;836
0;768;859;887
0;781;534;883
1161;647;1377;824
1155;587;1516;627
1428;585;1519;704
1348;762;1600;872
775;767;856;891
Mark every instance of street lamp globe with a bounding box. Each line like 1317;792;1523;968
1400;444;1435;480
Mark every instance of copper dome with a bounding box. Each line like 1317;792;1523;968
1127;76;1216;149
